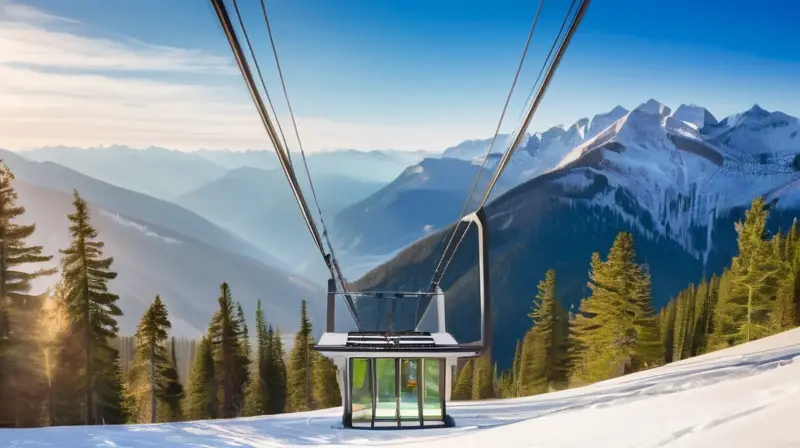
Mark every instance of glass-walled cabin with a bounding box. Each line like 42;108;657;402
349;357;446;428
314;288;486;429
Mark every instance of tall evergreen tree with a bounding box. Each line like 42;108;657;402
659;299;677;363
128;296;183;423
471;352;494;400
287;300;314;411
630;265;663;370
569;232;656;385
59;190;124;425
672;287;695;361
312;353;341;408
0;161;55;427
695;275;720;355
708;269;735;351
771;232;797;332
451;360;473;400
184;336;216;420
267;326;287;414
727;197;778;343
158;336;184;422
787;219;800;326
208;283;247;418
38;282;71;427
508;339;523;398
518;269;568;395
244;300;269;416
233;301;250;416
569;249;629;385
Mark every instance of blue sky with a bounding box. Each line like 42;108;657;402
1;0;799;152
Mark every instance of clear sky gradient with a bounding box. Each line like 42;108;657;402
1;0;798;152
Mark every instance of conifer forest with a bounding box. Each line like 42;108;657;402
0;159;797;427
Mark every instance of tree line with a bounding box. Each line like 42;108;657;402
0;161;341;427
453;197;800;400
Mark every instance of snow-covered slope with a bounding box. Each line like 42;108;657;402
3;327;798;447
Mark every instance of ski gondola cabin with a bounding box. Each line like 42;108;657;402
314;210;491;429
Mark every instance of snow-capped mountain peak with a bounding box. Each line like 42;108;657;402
632;98;672;117
671;104;719;130
588;105;629;138
707;104;800;158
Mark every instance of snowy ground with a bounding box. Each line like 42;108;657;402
3;327;800;448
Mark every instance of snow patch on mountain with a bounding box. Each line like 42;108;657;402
99;209;183;245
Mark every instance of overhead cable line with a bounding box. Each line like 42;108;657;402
427;0;546;294
229;0;293;167
210;0;363;330
514;0;579;133
434;0;581;288
257;0;355;314
429;0;591;292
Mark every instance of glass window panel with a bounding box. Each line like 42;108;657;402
422;359;443;420
399;359;421;420
351;358;373;422
375;359;397;420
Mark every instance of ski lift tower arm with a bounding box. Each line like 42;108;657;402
417;206;491;356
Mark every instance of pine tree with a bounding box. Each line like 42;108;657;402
128;296;183;423
787;219;800;326
451;360;473;400
708;269;735;351
38;282;71;427
267;326;287;414
243;362;267;417
59;190;124;425
287;300;313;412
312;353;341;408
630;265;663;370
471;352;494;400
694;275;719;355
509;339;523;398
244;300;269;416
569;232;654;385
185;336;216;420
233;301;250;416
158;337;184;422
728;197;779;343
0;161;55;427
208;283;247;418
496;369;516;399
771;231;797;332
518;269;568;395
672;287;695;361
659;299;677;363
569;250;628;385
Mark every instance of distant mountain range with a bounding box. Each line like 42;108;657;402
350;99;800;369
0;149;324;337
22;146;434;198
8;99;799;350
194;148;435;184
22;145;229;200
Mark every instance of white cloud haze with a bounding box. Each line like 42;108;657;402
0;1;484;152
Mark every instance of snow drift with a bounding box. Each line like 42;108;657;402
2;327;798;447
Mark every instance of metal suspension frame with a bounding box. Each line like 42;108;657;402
428;0;591;294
